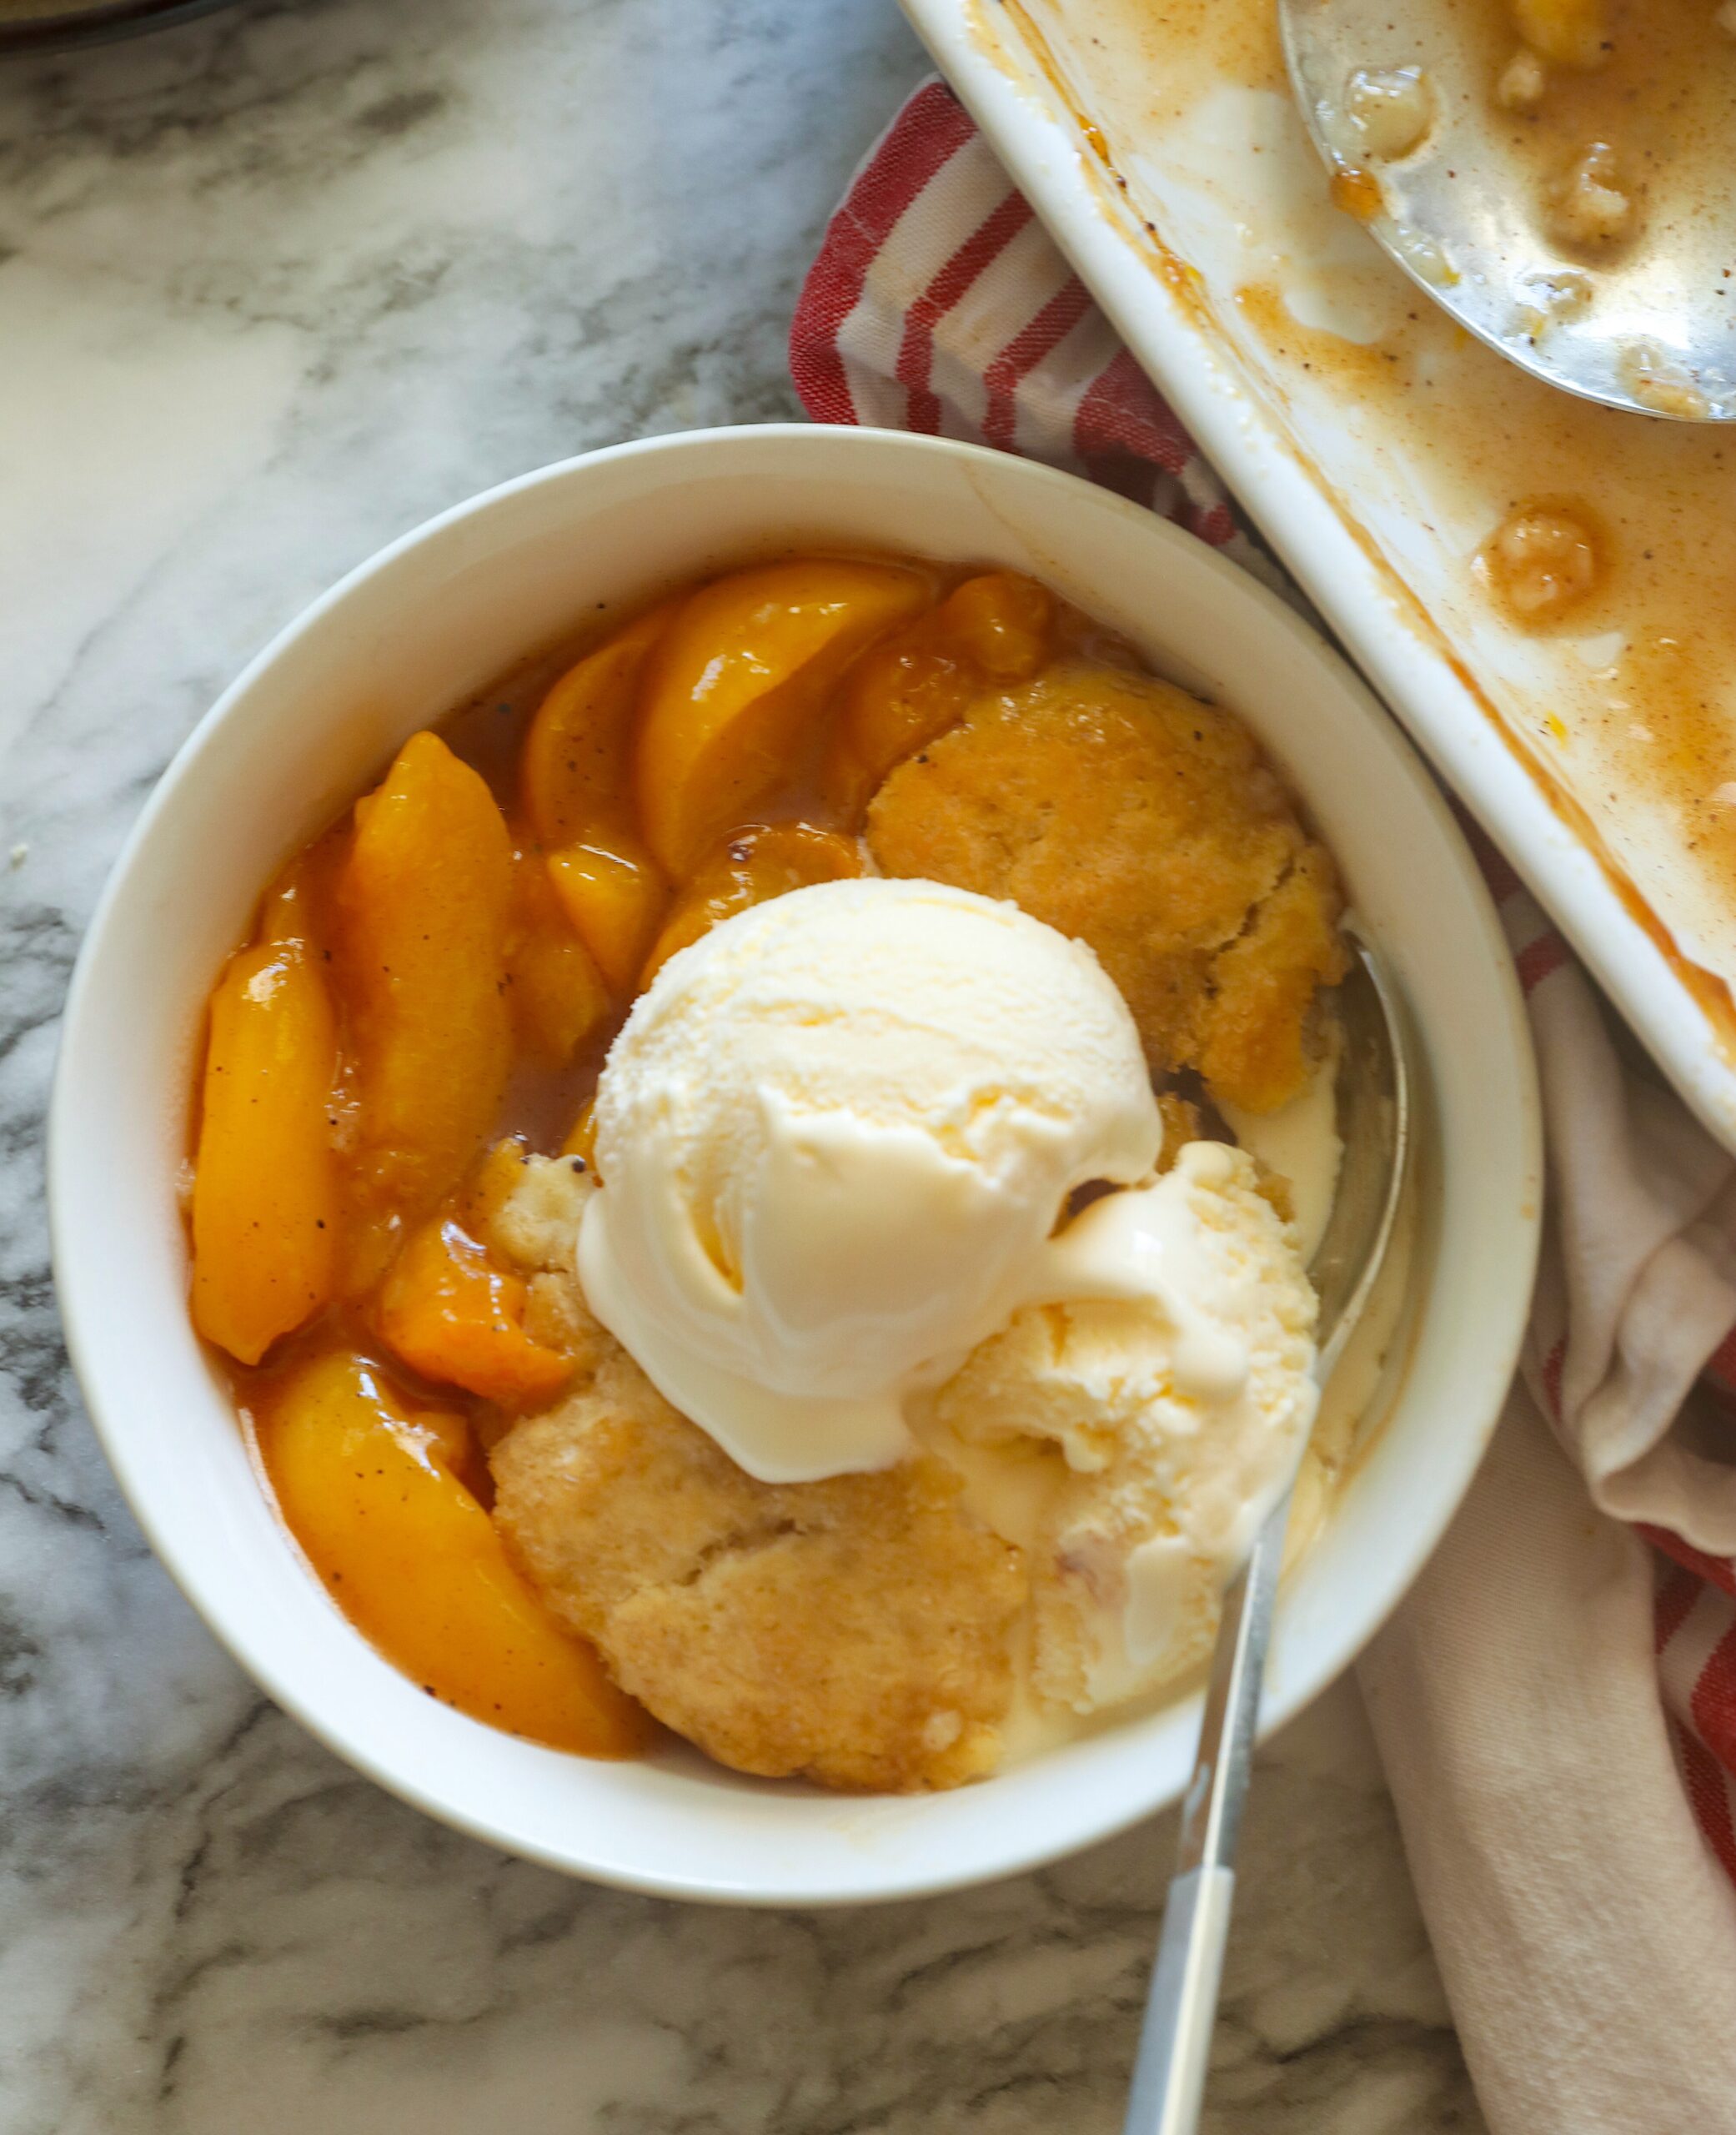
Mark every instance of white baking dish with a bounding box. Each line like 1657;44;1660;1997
902;0;1736;1151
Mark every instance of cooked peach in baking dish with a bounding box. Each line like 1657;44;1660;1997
185;553;1347;1766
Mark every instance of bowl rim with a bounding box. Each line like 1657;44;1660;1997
48;422;1543;1904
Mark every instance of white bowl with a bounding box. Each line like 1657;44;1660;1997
49;425;1540;1906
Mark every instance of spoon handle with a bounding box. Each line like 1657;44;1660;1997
1121;1489;1292;2135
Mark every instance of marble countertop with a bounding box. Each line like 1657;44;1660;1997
0;2;1483;2127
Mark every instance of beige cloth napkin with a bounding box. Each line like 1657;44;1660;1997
1363;1384;1736;2130
792;79;1736;2128
1362;907;1736;2128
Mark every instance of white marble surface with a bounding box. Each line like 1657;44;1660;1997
0;2;1484;2127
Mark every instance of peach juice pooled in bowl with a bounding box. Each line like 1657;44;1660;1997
185;553;1351;1790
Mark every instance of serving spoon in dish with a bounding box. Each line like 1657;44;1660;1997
1121;931;1412;2135
1277;0;1736;419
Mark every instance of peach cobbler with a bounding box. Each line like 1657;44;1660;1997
187;555;1349;1790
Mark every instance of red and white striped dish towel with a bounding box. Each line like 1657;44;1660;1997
793;80;1736;2132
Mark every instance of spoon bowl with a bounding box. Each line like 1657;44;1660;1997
1313;935;1412;1369
1279;0;1736;420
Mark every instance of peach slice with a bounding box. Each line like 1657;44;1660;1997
640;822;864;982
822;642;976;824
335;731;514;1221
191;937;340;1365
408;1400;489;1502
504;844;611;1065
544;836;668;992
933;570;1054;681
379;1213;574;1408
821;572;1056;821
635;559;930;877
258;1351;650;1755
520;599;677;850
256;827;346;952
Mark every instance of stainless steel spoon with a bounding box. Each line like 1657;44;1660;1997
1278;0;1736;419
1122;932;1412;2135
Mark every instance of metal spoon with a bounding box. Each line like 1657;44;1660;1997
1122;932;1412;2135
1278;0;1736;419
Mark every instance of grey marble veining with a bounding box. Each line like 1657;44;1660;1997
0;3;1484;2128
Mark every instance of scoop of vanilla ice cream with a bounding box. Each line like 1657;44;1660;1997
579;877;1163;1483
921;1141;1318;1712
